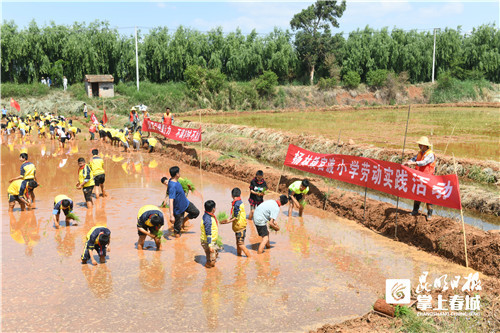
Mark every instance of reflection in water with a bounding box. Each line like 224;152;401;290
286;216;311;258
255;255;280;287
170;238;197;312
231;260;249;320
55;228;76;257
81;264;113;299
138;251;165;292
201;268;222;331
94;198;108;227
9;211;40;256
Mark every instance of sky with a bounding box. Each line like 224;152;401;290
1;0;498;37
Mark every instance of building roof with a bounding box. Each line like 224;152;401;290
84;75;114;83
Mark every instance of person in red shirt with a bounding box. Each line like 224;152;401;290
404;136;436;220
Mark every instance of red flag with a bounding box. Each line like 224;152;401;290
102;108;108;124
90;112;98;124
10;98;20;112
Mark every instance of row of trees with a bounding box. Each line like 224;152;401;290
1;20;498;86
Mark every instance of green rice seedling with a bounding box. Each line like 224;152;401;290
66;212;80;221
216;212;229;221
179;177;196;195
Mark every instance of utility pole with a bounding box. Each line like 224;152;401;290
432;28;440;83
135;26;139;91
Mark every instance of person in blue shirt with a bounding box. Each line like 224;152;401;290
167;166;200;238
1;105;7;118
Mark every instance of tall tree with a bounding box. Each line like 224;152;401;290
290;0;346;85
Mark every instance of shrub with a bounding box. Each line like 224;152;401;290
366;69;389;88
1;83;50;98
385;71;408;102
342;71;360;89
206;68;226;93
183;65;205;94
255;70;278;96
430;73;491;103
318;77;337;90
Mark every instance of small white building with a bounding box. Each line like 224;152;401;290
84;75;114;98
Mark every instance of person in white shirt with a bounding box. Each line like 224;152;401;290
252;195;288;254
57;127;68;148
63;76;68;91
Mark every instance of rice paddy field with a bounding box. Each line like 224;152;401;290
181;106;500;162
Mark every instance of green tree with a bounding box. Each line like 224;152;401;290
290;0;346;85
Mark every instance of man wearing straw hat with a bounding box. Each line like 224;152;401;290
404;136;436;220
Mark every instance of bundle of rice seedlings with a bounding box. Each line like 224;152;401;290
160;201;169;208
216;211;229;221
215;236;224;249
300;199;307;207
66;212;80;221
179;177;196;195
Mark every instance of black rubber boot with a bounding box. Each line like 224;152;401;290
411;201;420;216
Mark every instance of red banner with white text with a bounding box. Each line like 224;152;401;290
284;144;462;210
142;117;201;142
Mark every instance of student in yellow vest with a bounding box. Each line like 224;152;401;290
7;179;37;212
117;129;130;152
220;188;251;258
200;200;220;268
76;157;95;208
9;153;38;203
90;149;107;197
18;118;27;137
52;195;74;228
68;125;80;139
288;179;310;217
132;130;142;150
404;136;436;220
136;205;164;251
81;226;111;265
143;137;158;153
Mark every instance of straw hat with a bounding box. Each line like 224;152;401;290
130;107;136;111
416;136;431;147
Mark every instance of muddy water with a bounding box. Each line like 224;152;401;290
2;138;479;332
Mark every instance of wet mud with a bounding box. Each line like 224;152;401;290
157;141;500;278
1;137;490;332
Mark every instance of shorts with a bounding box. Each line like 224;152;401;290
60;137;67;144
122;141;130;149
8;194;20;203
288;189;303;202
20;129;26;136
99;130;106;138
201;242;218;263
235;229;246;245
133;140;140;149
106;132;113;140
255;224;269;237
173;202;200;234
82;186;94;202
248;198;263;209
94;174;105;186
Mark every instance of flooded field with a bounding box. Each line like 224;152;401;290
2;138;478;332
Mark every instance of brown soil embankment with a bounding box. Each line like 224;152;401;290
155;140;500;278
178;121;500;215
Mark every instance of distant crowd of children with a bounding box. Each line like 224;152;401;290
4;106;314;268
